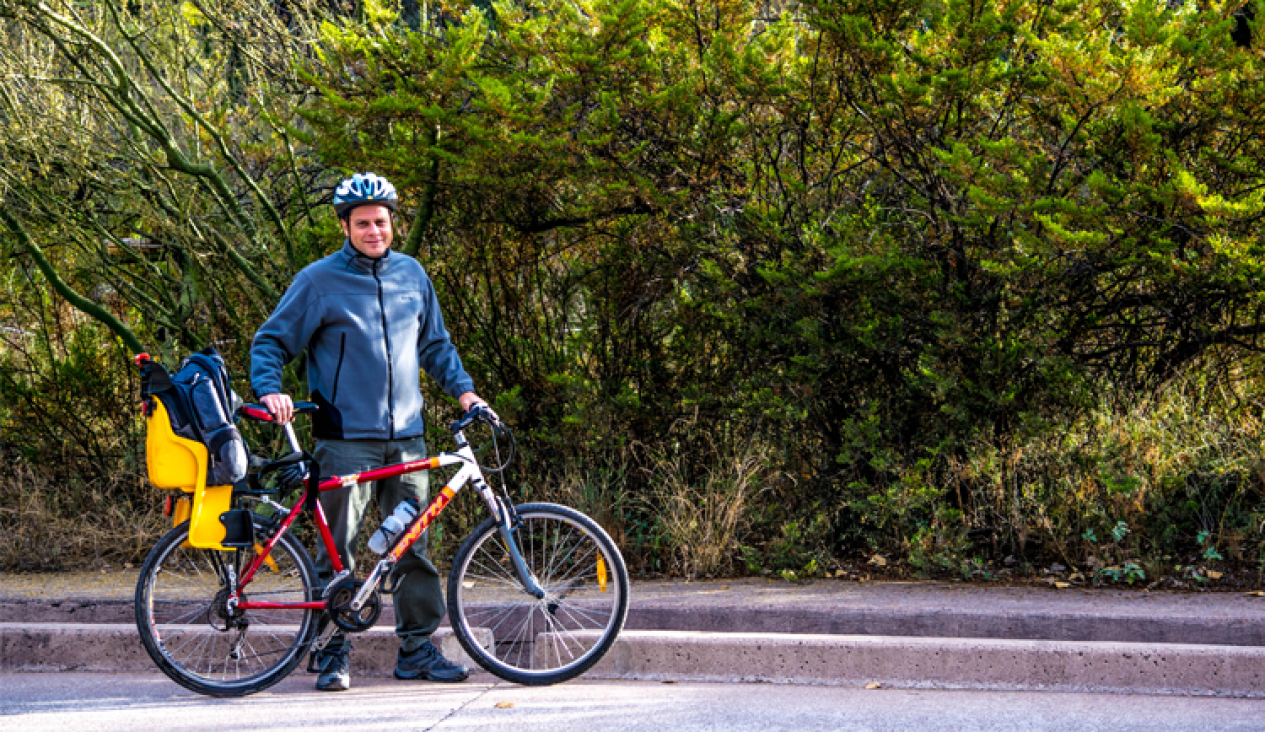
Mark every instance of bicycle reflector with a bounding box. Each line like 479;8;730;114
254;544;279;572
597;557;608;593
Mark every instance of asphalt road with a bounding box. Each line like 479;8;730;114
4;674;1265;731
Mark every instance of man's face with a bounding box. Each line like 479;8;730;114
341;204;393;259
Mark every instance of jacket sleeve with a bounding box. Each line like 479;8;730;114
250;272;322;399
417;274;476;399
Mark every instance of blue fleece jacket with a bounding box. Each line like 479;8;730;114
250;241;475;440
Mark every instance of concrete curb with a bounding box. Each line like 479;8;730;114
8;597;1265;647
623;605;1265;646
5;623;1265;697
585;631;1265;698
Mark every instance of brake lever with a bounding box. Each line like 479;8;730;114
479;404;503;429
448;404;500;433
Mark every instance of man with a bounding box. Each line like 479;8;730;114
251;172;487;691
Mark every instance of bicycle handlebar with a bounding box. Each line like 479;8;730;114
448;404;501;434
240;402;319;423
240;401;502;462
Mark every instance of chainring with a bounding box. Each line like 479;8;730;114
324;575;383;633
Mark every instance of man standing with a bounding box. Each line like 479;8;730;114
251;172;486;691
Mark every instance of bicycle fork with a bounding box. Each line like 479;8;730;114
494;502;546;600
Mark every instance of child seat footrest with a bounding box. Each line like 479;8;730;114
218;509;255;548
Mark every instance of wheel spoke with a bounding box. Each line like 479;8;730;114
448;505;628;684
136;522;317;696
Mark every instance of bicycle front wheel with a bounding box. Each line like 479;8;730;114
447;502;630;685
134;520;318;697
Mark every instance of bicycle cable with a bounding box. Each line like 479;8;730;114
472;419;516;474
484;420;520;524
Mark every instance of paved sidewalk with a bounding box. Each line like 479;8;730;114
7;674;1265;731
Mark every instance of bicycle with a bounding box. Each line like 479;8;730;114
131;354;629;697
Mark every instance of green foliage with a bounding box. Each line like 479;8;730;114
0;0;341;367
4;0;1265;578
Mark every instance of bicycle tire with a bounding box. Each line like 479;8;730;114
134;519;319;697
446;502;629;685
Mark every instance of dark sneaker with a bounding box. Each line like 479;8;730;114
394;641;469;682
315;647;350;691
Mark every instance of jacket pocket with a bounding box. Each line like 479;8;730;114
310;390;344;440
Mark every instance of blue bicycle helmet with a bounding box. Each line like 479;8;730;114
332;172;399;218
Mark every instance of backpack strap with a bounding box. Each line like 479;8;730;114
303;452;322;514
138;358;173;417
139;358;173;396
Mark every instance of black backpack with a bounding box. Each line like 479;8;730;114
140;347;249;486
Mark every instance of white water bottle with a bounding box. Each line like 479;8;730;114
368;498;420;555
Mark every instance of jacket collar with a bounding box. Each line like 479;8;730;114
337;239;393;274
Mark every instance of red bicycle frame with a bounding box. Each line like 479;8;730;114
229;410;501;613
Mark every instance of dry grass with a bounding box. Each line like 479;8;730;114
929;372;1265;576
0;463;167;572
526;453;635;549
647;436;771;578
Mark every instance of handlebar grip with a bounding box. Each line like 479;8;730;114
240;402;319;423
240;404;275;422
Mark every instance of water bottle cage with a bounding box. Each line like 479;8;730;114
369;498;421;555
378;561;402;594
368;525;395;555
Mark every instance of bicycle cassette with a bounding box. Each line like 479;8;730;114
324;575;382;633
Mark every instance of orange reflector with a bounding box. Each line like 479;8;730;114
597;557;608;593
255;545;279;572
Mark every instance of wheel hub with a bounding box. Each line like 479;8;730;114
210;588;248;631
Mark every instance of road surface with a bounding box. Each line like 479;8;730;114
4;673;1265;731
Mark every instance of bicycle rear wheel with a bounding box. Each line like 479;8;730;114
447;502;629;685
134;519;318;697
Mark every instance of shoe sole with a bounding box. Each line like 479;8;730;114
316;677;351;691
394;669;469;683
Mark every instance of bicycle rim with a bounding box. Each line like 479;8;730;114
448;503;629;685
135;521;317;697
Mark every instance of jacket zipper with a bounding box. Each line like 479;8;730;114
330;333;346;403
373;259;396;440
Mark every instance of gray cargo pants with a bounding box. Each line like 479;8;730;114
314;436;443;654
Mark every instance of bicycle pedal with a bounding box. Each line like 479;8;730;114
306;615;339;674
307;630;339;673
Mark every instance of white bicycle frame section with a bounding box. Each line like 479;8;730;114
277;422;535;613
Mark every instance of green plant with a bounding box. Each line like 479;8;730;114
1198;530;1226;562
1096;561;1146;586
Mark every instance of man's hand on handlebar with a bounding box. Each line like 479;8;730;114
458;391;499;425
260;393;294;424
